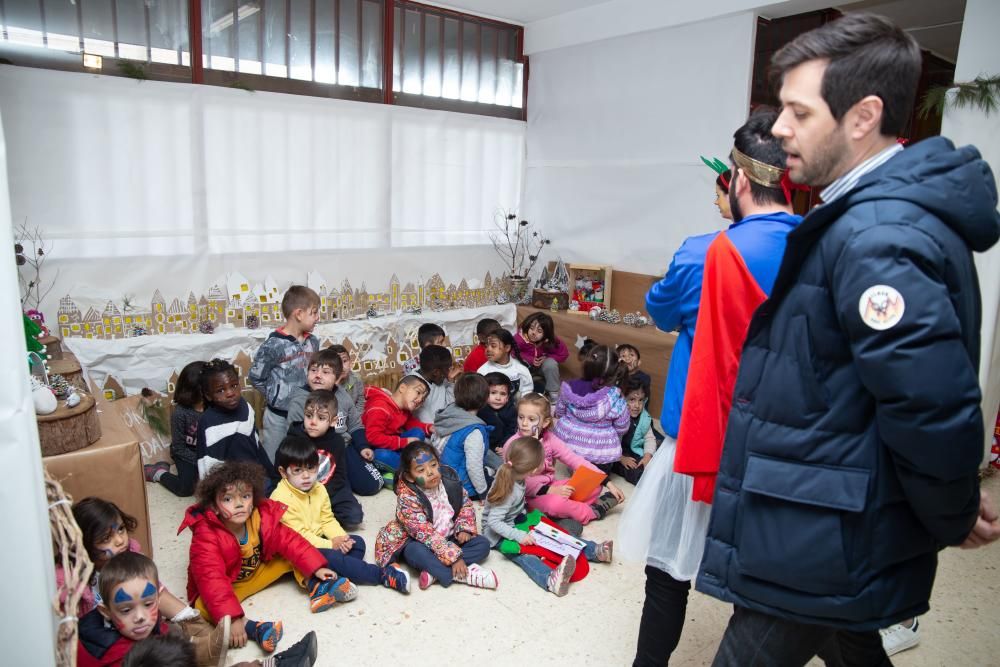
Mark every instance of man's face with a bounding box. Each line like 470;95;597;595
303;405;333;438
773;59;851;186
308;364;338;391
101;576;160;641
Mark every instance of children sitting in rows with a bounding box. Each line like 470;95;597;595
249;286;321;462
510;393;623;524
402;322;446;375
463;318;501;372
362;375;433;475
179;461;354;654
477;372;518;453
196;359;278;488
270;436;410;594
482;437;613;597
612;376;660;485
616;343;651;397
412;345;456;424
145;361;205;497
374;442;497;590
329;344;365;413
555;344;631;469
515;312;569;402
478;328;533;399
284;349;383;497
436;373;498;500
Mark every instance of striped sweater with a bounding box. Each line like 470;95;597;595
553;380;630;465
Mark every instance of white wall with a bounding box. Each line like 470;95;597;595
522;11;757;276
940;0;1000;459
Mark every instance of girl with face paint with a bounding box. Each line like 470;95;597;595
374;442;499;590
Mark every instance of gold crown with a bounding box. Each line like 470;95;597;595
730;147;785;188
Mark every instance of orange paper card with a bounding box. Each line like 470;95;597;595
568;466;607;502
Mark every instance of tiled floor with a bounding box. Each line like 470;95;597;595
147;471;1000;665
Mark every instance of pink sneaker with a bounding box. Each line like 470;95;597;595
418;571;437;590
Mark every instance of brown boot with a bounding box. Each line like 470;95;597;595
178;614;230;667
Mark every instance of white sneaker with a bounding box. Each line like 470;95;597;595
880;619;920;656
457;563;499;590
546;556;576;597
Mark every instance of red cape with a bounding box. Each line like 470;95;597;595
673;232;766;503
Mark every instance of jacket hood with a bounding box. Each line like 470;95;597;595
559;381;617;423
434;403;484;437
364;386;400;412
846;137;1000;252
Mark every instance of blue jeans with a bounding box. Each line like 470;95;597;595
711;605;890;667
503;538;598;591
317;536;382;586
372;448;401;472
398;535;491;586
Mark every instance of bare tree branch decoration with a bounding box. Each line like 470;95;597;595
14;221;60;312
488;208;551;279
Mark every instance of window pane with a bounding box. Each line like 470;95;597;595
495;29;513;107
5;2;44;47
441;17;459;100
263;0;287;77
360;0;381;88
392;5;400;92
478;24;495;104
237;2;262;73
315;0;336;83
423;14;440;97
289;0;311;80
460;21;479;102
43;0;79;52
81;0;115;56
117;0;149;61
338;0;359;86
149;0;188;65
401;8;420;94
204;0;235;71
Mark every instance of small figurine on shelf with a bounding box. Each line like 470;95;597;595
568;300;580;312
496;291;509;305
65;390;81;408
367;304;379;318
198;319;215;334
245;314;260;330
550;297;560;313
589;307;603;321
48;373;72;399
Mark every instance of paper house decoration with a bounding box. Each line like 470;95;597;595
566;263;613;314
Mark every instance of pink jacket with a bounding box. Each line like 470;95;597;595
503;430;601;497
514;331;569;367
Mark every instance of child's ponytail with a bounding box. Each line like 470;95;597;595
581;344;628;390
487;436;544;504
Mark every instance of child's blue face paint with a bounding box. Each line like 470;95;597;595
141;582;157;598
414;451;434;465
113;588;133;604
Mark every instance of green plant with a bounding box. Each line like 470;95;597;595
118;61;148;81
228;80;256;92
918;74;1000;119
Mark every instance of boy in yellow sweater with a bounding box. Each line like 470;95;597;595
270;436;410;594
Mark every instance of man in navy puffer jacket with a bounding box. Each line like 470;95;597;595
697;13;1000;666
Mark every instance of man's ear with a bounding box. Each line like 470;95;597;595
849;94;884;139
734;168;750;198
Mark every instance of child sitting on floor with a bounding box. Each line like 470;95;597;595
328;344;365;413
616;343;652;397
197;359;278;488
508;393;624;524
271;436;410;594
65;499;226;666
437;373;498;500
515;312;569;402
477;328;533;399
412;345;457;424
362;375;433;476
482;437;613;597
555;344;631;469
612;376;660;485
284;350;383;497
120;631;319;667
145;361;205;497
477;372;518;453
179;461;354;654
463;318;501;372
402;322;447;375
374;442;497;590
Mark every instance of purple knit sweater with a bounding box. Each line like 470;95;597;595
553;379;630;465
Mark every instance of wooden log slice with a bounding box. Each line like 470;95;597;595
48;358;85;391
38;334;63;360
37;393;102;456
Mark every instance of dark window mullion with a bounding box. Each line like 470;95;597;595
475;20;481;103
438;14;443;95
75;0;84;52
334;0;340;84
310;0;316;81
397;1;404;93
144;0;151;62
284;0;291;78
456;18;462;97
356;0;362;86
38;0;48;47
258;0;265;69
231;0;238;70
111;0;120;57
418;9;424;94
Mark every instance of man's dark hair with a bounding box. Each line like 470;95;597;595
308;348;344;376
417;323;446;348
276;435;320;470
454;373;489;410
769;12;921;136
732;108;788;207
419;345;453;374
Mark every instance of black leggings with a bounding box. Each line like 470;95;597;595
633;565;691;666
158;459;197;497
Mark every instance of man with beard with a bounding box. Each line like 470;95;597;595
629;107;801;666
697;13;1000;666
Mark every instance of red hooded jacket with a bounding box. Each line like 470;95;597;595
362;386;432;451
177;498;327;623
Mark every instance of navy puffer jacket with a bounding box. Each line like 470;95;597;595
696;137;1000;630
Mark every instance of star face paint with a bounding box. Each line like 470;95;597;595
105;577;160;642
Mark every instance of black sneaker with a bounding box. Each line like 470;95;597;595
268;631;318;667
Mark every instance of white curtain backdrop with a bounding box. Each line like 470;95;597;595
0;65;524;316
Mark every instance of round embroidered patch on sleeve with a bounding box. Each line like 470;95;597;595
859;285;905;330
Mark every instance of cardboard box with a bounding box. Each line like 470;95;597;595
43;405;153;555
566;263;613;314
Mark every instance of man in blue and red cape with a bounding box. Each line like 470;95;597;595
632;109;803;667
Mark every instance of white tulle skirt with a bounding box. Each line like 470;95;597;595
617;435;713;582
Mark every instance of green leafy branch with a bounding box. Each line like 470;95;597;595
919;74;1000;119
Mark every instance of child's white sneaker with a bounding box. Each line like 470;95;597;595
546;556;576;597
457;563;499;590
880;619;920;656
594;540;614;563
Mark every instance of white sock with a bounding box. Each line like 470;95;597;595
153;469;166;482
170;606;201;622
